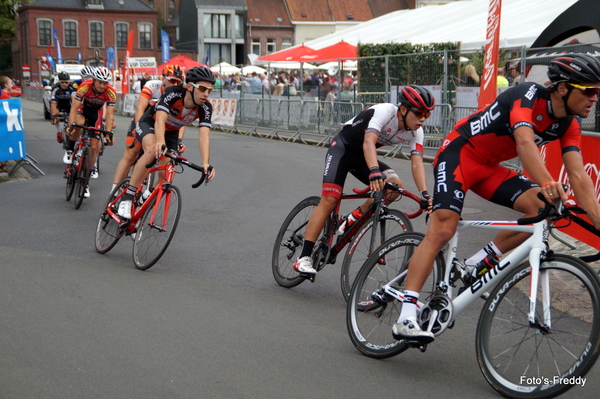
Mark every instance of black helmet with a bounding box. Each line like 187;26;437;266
185;66;215;84
58;71;70;81
547;53;600;84
398;85;435;110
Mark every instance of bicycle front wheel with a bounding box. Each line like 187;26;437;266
74;148;91;209
272;196;320;288
476;254;600;399
340;209;412;300
95;178;129;254
132;185;182;270
347;232;443;359
65;164;76;201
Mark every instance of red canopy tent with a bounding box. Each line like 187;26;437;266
305;40;358;62
256;45;317;62
157;55;206;72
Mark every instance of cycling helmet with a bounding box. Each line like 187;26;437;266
397;85;436;110
92;66;112;82
185;66;215;84
547;53;600;84
80;66;95;79
163;64;183;80
58;71;70;81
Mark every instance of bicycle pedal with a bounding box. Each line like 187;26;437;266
405;340;428;352
298;272;316;282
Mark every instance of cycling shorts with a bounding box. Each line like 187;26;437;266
432;131;538;214
135;119;179;152
322;134;397;198
126;119;141;148
77;106;104;140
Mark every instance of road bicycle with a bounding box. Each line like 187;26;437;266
64;124;112;209
346;192;600;398
272;182;425;299
94;149;210;270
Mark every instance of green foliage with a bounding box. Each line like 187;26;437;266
357;42;460;93
0;0;17;41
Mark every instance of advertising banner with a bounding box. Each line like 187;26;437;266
0;99;26;162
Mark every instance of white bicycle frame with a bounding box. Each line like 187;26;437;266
382;216;553;330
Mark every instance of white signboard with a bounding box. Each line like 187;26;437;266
127;57;157;69
210;99;237;127
56;64;86;75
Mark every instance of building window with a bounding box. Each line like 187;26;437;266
204;14;230;39
235;14;243;39
266;39;275;54
251;38;260;56
206;43;231;65
63;21;78;47
282;39;292;50
90;21;103;48
169;0;175;21
38;19;52;46
116;23;129;48
149;0;154;7
139;23;152;49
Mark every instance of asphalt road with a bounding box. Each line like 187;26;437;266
1;98;598;398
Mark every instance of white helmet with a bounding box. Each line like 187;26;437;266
92;66;112;82
80;66;95;79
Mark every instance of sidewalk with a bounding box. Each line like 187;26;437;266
0;159;34;183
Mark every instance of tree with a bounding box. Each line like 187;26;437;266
0;0;17;43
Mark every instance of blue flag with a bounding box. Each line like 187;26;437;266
78;51;82;64
205;45;211;66
106;47;116;70
52;28;63;64
161;30;171;64
46;54;56;72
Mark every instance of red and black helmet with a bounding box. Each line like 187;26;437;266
547;53;600;84
398;85;435;110
162;64;183;80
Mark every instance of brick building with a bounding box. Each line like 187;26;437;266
14;0;159;82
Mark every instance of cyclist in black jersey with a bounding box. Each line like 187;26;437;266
393;54;600;343
50;71;76;158
293;85;436;276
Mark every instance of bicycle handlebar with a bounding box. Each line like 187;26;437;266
71;123;114;139
351;182;425;218
145;148;211;189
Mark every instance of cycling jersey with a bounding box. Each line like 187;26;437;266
74;81;117;110
139;85;212;133
341;103;425;155
50;83;75;112
433;82;581;214
139;79;164;107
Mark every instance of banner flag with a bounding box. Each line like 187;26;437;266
53;28;63;64
478;0;502;109
161;30;171;64
122;29;134;95
106;47;116;70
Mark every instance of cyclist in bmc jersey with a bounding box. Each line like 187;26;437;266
50;71;76;154
116;66;216;219
66;66;116;198
393;54;600;343
110;65;185;192
293;85;435;276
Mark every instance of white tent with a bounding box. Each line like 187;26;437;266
299;0;579;51
262;62;320;70
211;62;240;75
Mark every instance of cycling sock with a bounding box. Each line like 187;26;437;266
397;290;419;323
122;185;138;201
300;240;315;259
465;241;503;267
68;139;75;151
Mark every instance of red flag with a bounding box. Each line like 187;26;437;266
122;29;134;96
478;0;502;109
47;39;52;56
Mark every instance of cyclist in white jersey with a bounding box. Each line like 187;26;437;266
293;85;436;275
110;65;185;191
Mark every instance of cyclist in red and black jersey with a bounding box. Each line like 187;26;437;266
392;54;600;343
116;66;216;219
66;66;116;198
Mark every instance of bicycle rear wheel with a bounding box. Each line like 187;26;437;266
74;148;91;209
346;232;443;359
65;165;76;201
95;178;129;254
476;254;600;399
272;196;320;288
340;209;412;300
132;185;182;270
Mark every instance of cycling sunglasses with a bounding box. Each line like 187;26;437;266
189;82;213;94
59;80;70;84
569;83;600;97
167;78;182;85
408;108;431;119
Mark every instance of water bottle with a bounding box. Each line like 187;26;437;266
338;208;363;235
139;188;152;205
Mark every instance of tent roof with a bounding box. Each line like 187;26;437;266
300;0;580;51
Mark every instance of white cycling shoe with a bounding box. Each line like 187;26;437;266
117;200;133;220
392;317;435;343
293;256;317;274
